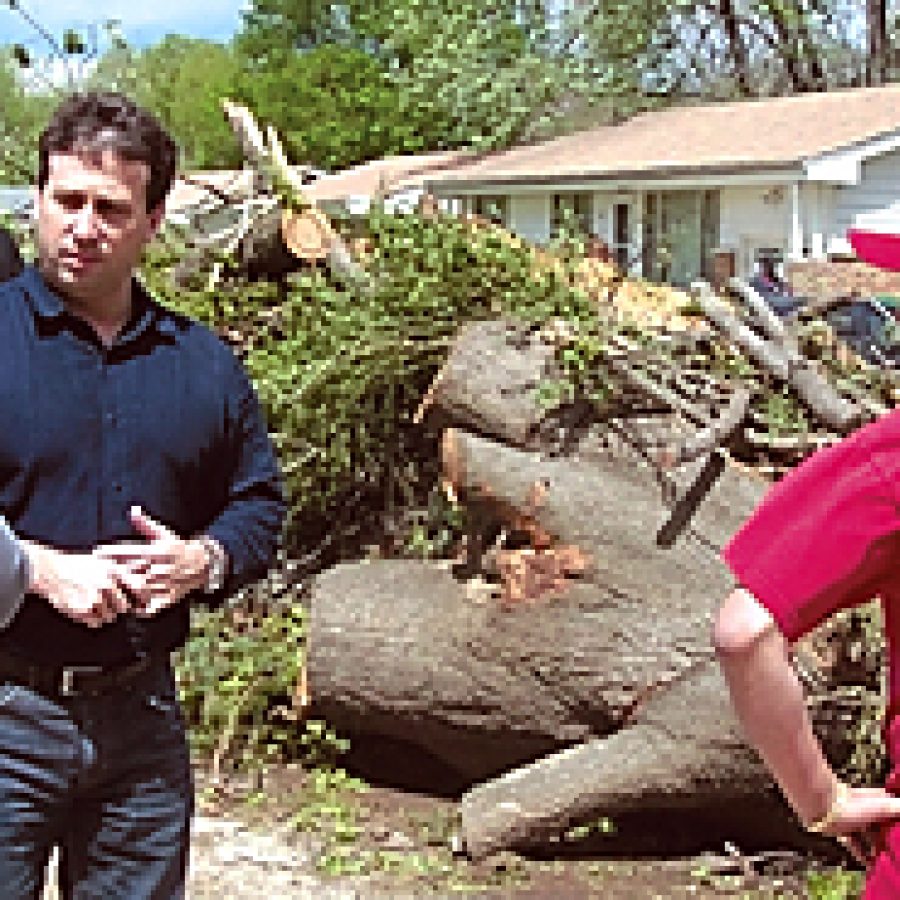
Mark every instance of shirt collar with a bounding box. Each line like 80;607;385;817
20;265;64;320
20;264;179;341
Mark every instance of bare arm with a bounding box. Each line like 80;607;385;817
714;588;900;860
714;588;836;822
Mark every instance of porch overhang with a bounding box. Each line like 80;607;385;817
426;162;803;196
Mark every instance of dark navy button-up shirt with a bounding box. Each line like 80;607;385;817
0;266;285;665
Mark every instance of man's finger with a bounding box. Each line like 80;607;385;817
129;506;176;542
113;565;151;599
80;600;108;629
854;790;900;826
94;542;153;559
95;544;169;563
135;592;172;618
103;580;132;615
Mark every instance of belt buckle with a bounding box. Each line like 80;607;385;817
59;665;101;698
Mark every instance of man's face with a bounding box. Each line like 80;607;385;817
37;151;162;301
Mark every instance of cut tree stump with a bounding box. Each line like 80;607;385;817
418;318;577;450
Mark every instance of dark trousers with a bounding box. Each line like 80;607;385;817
0;659;193;899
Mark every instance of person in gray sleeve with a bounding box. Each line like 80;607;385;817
0;518;27;629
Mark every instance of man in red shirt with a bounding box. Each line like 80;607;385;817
716;407;900;895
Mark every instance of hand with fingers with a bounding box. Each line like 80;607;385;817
93;506;210;618
815;781;900;868
22;540;131;628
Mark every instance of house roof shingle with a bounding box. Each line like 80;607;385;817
303;150;471;203
425;85;900;188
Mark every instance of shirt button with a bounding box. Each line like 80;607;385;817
105;412;116;425
113;484;123;494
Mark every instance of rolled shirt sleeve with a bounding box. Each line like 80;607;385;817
202;358;286;604
0;516;27;629
722;410;900;643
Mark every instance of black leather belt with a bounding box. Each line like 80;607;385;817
0;652;156;699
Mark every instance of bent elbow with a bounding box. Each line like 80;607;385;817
713;588;778;658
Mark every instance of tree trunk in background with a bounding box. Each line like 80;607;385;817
867;0;888;86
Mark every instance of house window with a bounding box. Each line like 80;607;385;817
613;202;631;270
552;192;593;237
439;196;464;215
472;195;508;226
643;193;657;278
700;189;720;280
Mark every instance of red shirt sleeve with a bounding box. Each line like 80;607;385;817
722;409;900;642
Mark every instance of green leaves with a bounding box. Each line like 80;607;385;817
89;36;245;169
233;0;609;155
11;44;30;68
147;208;595;551
242;45;425;170
176;596;307;767
0;49;55;184
62;29;86;55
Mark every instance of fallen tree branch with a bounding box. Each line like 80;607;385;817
692;281;860;432
221;99;372;291
658;387;751;468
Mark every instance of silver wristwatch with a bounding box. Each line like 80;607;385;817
199;536;227;593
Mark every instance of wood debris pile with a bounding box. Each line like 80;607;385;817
187;104;890;860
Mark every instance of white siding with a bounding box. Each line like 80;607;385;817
593;193;611;239
719;186;789;247
719;185;792;275
509;194;550;243
832;150;900;250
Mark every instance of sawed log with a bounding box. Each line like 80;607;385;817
220;100;371;290
693;280;860;432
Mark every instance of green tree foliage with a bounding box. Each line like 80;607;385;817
373;0;588;149
144;210;598;547
0;50;52;184
91;36;245;170
568;0;881;108
237;0;356;58
237;0;602;154
240;44;427;170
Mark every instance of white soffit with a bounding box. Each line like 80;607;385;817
805;128;900;185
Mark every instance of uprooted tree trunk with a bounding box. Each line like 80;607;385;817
306;312;877;857
307;439;765;748
459;664;780;860
416;318;601;450
307;428;859;854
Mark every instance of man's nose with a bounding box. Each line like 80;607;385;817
71;204;102;240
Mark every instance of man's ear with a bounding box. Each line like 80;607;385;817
147;203;165;236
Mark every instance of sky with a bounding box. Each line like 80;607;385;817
0;0;250;53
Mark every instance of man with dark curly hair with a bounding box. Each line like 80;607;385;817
0;92;285;898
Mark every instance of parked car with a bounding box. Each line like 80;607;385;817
824;296;900;367
748;276;805;319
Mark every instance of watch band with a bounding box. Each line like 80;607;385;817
199;536;227;593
